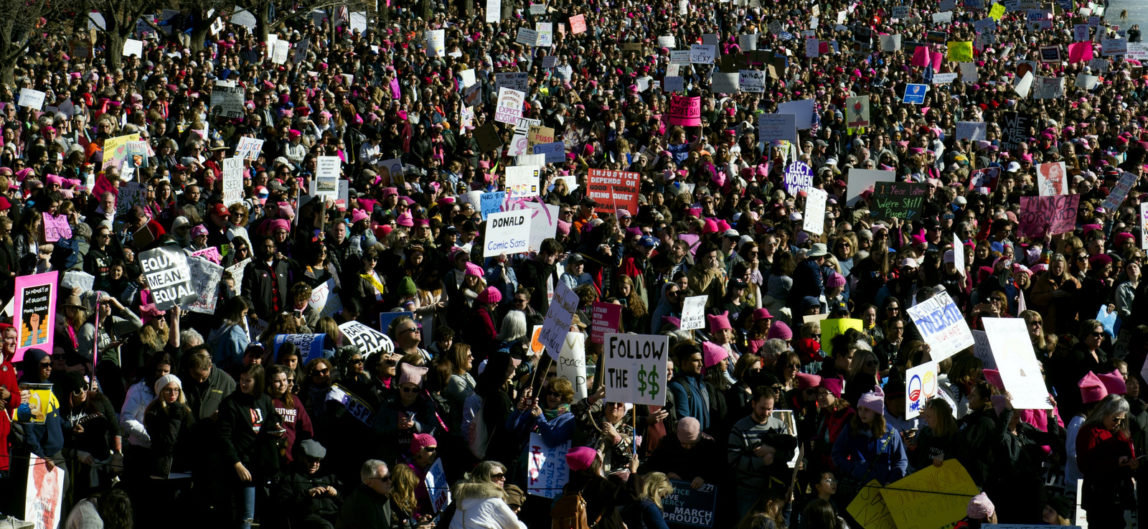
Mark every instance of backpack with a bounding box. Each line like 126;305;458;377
550;491;597;529
461;392;491;459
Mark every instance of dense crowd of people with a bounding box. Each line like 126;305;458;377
0;0;1146;528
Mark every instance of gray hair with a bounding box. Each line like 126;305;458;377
1083;394;1130;433
470;460;507;483
496;310;528;343
761;339;789;358
360;459;388;484
180;329;204;349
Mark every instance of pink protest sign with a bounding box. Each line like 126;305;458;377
570;14;587;34
590;302;621;344
191;247;223;264
1018;195;1080;238
668;95;701;126
1068;42;1093;63
13;271;58;364
41;213;72;243
912;46;931;67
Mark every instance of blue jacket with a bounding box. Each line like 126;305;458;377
668;375;711;430
209;323;250;375
832;422;909;485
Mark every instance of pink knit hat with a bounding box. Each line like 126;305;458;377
464;262;484;277
702;341;728;369
819;377;844;398
858;385;885;415
767;321;793;340
1096;370;1127;396
410;433;437;454
1078;371;1108;404
967;492;995;519
566;446;598;471
707;312;732;333
477;286;502;305
795;372;822;390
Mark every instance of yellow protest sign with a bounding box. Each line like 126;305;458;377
820;318;863;355
101;133;141;171
847;480;897;529
13;383;58;424
947;41;973;63
989;3;1006;21
880;460;979;529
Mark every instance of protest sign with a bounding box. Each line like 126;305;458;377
738;70;765;93
947;41;973;62
424;459;451;512
784;162;813;195
907;291;974;362
187;257;224;315
484;210;532;256
539;283;578;359
847;480;895;529
758;113;798;146
982;318;1052;409
338;321;395;357
516;27;538;46
870;182;928;221
314;156;340;201
495;88;526;124
536;22;553;47
777;99;815;129
1032;76;1064;100
308;278;343;318
485;0;500;22
1141;203;1148;251
591;302;622;344
507;199;559;252
959;62;978;83
663;76;685;92
222;157;244;207
880;34;901;51
1037;162;1067;196
1102;171;1137;211
668;95;701;126
680;295;708;330
955;121;987;141
209;82;245;118
879;461;980;529
273;334;327;364
558;332;588;399
820;318;863;355
426;29;445;57
972;330;996;370
846;169;896;207
18;88;46;110
905;361;938;419
236;137;264;161
662;480;718;528
480;191;505;220
603;333;668;406
533;141;565;164
1102;38;1127;56
903;83;928;104
140;247;195;311
804;188;827;235
494;72;529;93
25;454;65;529
41;213;71;243
1075;73;1099;90
14;272;57;364
527;125;555;150
586;169;641;214
569;14;586;34
1000;112;1031;151
325;383;374;425
690;44;716;64
932;73;958;85
846;96;870;130
527;433;571;498
505;166;541;199
1018;195;1080;238
61;271;94;294
805;38;820;58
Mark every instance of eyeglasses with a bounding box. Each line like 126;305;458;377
491;473;506;480
39;362;51;368
1091;332;1106;338
311;368;329;376
351;358;363;364
401;327;419;334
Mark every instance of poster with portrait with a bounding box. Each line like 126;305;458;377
1037;162;1067;196
25;453;65;529
13;272;58;364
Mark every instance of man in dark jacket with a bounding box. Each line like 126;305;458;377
271;440;343;526
789;243;827;307
182;347;238;525
515;237;563;314
337;459;395;529
242;236;294;321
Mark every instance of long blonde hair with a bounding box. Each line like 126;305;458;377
638;472;674;510
391;464;420;514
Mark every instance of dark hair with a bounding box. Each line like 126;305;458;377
97;488;133;529
751;385;777;403
240;364;266;396
801;499;844;529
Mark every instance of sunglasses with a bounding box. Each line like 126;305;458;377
1091;332;1106;338
311;368;329;376
491;473;506;480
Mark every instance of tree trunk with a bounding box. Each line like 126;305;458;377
105;13;124;71
190;22;210;53
256;1;271;44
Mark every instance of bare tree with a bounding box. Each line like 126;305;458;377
86;0;159;71
248;0;373;44
0;0;68;85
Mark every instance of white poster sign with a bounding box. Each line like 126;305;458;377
603;333;669;406
483;210;532;256
680;295;708;330
338;321;395;358
314;156;341;201
803;188;827;235
558;332;588;400
527;433;571;499
222;157;244;207
905;361;939;419
906;291;975;362
539;282;578;359
982;318;1053;409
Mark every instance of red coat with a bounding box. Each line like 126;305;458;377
0;361;21;471
1075;424;1136;509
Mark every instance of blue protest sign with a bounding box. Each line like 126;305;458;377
533;141;566;164
662;480;718;528
379;311;416;335
903;83;928;104
273;333;328;364
480;191;506;220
